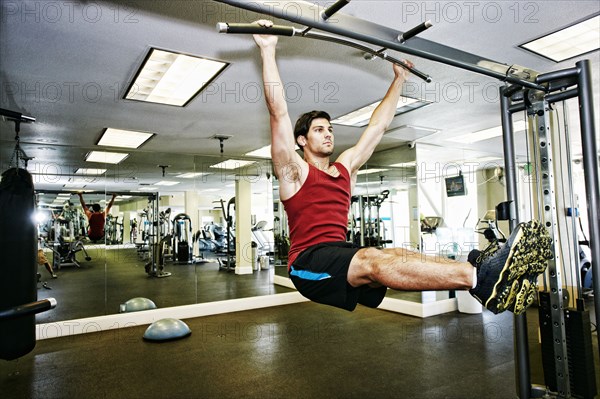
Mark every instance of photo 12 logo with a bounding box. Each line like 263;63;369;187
1;1;139;24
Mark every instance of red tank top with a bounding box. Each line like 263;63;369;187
88;212;105;240
282;162;351;268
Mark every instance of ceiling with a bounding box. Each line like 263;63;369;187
1;0;599;205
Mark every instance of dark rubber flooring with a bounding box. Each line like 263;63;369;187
2;300;598;399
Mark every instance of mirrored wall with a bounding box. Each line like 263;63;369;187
6;141;294;324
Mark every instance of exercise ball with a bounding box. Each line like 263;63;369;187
143;318;191;342
119;297;157;313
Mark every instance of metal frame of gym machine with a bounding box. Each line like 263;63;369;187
214;1;599;398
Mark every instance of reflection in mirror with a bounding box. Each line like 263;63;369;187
191;154;292;304
356;147;427;304
29;145;294;324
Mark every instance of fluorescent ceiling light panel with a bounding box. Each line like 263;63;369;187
357;168;389;175
448;120;527;144
125;48;229;107
245;145;272;158
85;151;129;164
154;181;180;186
176;172;209;178
63;183;86;189
98;128;154;149
75;168;106;176
137;186;158;191
356;181;386;186
520;15;599;62
331;96;432;127
389;161;417;167
245;144;300;158
210;159;257;170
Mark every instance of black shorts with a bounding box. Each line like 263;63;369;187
289;241;387;311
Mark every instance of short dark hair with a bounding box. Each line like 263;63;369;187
92;204;101;212
293;110;331;149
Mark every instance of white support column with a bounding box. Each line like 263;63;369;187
122;211;132;244
184;191;200;235
235;178;253;274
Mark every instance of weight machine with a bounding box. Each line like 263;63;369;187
172;212;194;264
215;1;599;397
143;194;172;278
349;189;392;248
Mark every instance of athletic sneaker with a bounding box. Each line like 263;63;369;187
469;220;552;314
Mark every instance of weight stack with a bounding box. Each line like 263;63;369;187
538;291;597;398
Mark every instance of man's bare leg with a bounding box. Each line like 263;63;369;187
347;247;473;290
348;220;553;314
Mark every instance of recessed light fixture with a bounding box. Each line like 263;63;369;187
520;14;599;62
448;121;527;144
75;168;106;176
176;172;210;178
331;96;432;127
389;161;417;167
245;145;301;158
245;145;272;158
357;168;389;175
210;159;257;170
154;181;180;186
97;128;154;149
124;48;229;107
85;151;129;164
63;182;86;189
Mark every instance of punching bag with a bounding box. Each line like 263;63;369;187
0;168;37;360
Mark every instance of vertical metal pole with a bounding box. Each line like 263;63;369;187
534;99;570;397
359;196;365;247
500;87;531;399
576;59;600;355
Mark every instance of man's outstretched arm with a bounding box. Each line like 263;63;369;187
253;20;304;199
105;194;116;216
338;61;413;174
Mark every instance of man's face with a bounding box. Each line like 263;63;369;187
302;118;334;156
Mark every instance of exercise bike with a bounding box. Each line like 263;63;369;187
50;235;92;270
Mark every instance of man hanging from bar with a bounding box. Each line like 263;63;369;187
78;193;116;242
253;19;552;315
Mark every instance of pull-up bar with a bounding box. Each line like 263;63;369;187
214;0;547;91
217;22;432;82
36;189;157;198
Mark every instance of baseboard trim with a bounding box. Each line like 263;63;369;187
36;292;309;340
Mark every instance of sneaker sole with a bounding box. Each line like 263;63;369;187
485;220;552;313
512;275;538;315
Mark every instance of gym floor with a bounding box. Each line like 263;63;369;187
2;246;598;399
1;302;598;399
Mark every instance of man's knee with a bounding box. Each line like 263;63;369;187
349;247;382;283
